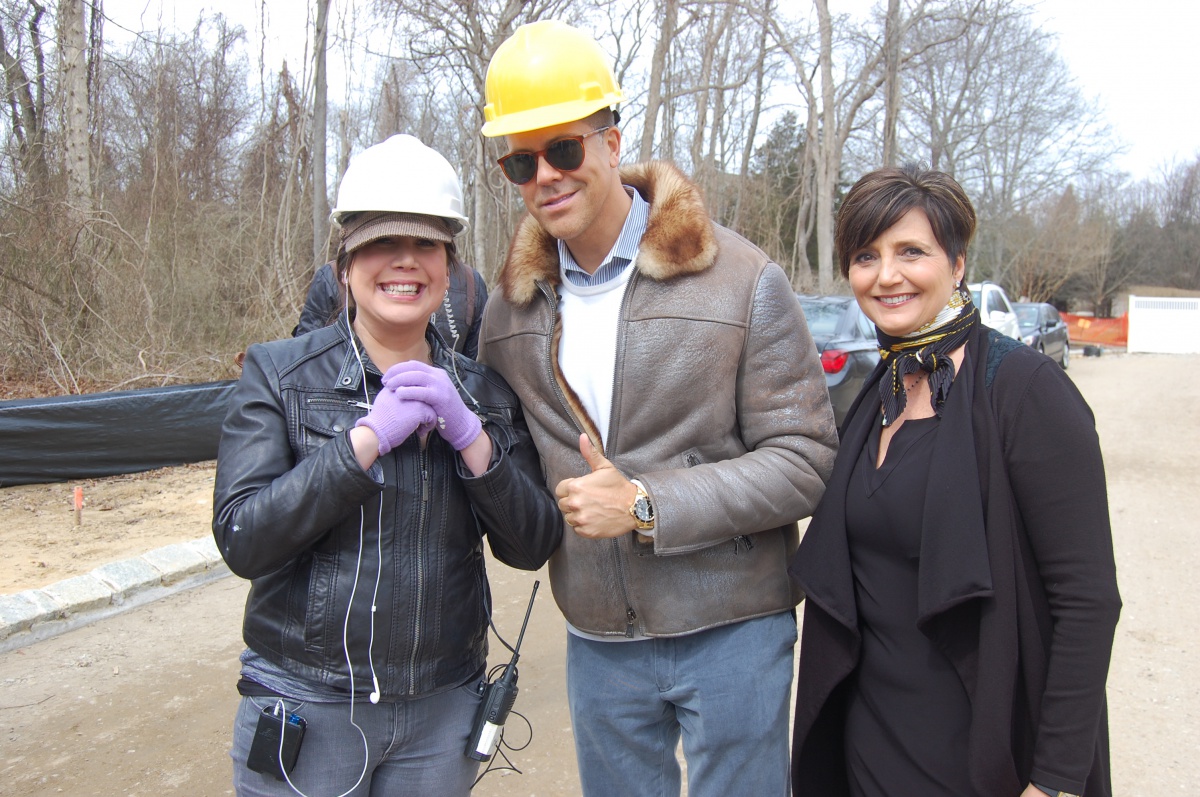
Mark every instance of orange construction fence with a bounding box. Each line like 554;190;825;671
1062;313;1128;347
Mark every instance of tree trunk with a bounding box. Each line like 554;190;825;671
59;0;90;218
639;0;677;162
793;112;817;282
311;0;331;268
0;20;49;194
882;0;901;167
814;0;836;292
732;0;772;231
473;134;490;283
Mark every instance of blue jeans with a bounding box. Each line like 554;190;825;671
566;611;797;797
229;680;482;797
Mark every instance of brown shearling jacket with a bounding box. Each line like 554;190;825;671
480;161;838;637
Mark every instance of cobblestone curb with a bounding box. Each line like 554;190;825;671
0;537;231;653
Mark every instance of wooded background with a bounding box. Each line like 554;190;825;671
2;0;1197;394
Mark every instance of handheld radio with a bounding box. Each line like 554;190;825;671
466;580;539;762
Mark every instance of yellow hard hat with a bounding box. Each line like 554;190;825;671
481;20;624;138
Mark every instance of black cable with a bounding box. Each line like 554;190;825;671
471;710;533;786
500;710;533;752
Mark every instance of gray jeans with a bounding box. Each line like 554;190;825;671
229;679;482;796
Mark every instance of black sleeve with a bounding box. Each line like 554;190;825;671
211;345;382;578
457;398;561;572
996;357;1121;792
293;263;340;337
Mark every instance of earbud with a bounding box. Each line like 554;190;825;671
369;675;381;704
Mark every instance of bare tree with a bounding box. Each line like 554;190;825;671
730;0;774;231
901;0;1116;286
766;0;965;290
0;0;50;195
1065;174;1160;315
311;0;331;268
638;0;678;162
0;0;1141;394
57;0;89;217
1006;185;1103;302
1156;158;1200;287
880;0;900;167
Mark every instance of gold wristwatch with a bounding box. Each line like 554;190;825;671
628;480;655;531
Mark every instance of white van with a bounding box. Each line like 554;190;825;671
968;281;1020;339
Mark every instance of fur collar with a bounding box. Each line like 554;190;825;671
498;161;719;306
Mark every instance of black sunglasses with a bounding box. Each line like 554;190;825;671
497;127;611;185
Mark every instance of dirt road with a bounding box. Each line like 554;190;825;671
1;352;1196;795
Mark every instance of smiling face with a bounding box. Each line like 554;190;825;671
848;207;965;337
504;119;628;267
347;235;448;347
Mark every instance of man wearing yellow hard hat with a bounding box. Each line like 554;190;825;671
477;20;838;797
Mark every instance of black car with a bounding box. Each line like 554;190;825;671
1014;302;1070;369
797;295;881;427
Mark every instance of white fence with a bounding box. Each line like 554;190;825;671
1127;295;1200;354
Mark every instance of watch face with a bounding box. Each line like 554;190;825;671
633;496;653;522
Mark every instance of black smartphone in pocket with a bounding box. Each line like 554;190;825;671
246;703;307;781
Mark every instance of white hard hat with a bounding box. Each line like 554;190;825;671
330;134;468;235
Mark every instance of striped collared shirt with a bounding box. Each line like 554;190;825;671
559;187;649;287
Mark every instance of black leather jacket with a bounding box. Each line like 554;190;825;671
212;322;561;698
293;261;489;358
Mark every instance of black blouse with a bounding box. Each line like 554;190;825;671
844;416;971;796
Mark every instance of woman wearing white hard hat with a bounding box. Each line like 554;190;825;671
293;138;490;359
213;134;561;796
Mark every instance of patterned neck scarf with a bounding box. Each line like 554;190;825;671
876;286;979;426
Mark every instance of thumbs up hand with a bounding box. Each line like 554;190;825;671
555;434;639;539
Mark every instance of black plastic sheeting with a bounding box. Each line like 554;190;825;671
0;381;237;486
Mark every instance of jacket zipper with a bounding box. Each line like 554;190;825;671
407;444;431;694
605;273;640;637
543;279;641;638
305;397;369;410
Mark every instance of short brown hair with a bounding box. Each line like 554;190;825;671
835;165;976;279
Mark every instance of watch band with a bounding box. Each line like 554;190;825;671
629;479;655;531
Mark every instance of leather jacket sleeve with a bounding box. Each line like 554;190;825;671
293;263;340;337
212;343;383;579
640;263;839;554
459;410;561;571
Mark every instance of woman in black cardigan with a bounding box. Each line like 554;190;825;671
789;166;1120;797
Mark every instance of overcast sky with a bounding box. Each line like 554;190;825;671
1028;0;1198;179
103;0;1197;181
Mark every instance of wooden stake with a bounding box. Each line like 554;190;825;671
74;486;83;526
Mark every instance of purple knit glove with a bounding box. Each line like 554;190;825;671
354;386;436;455
382;362;482;451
